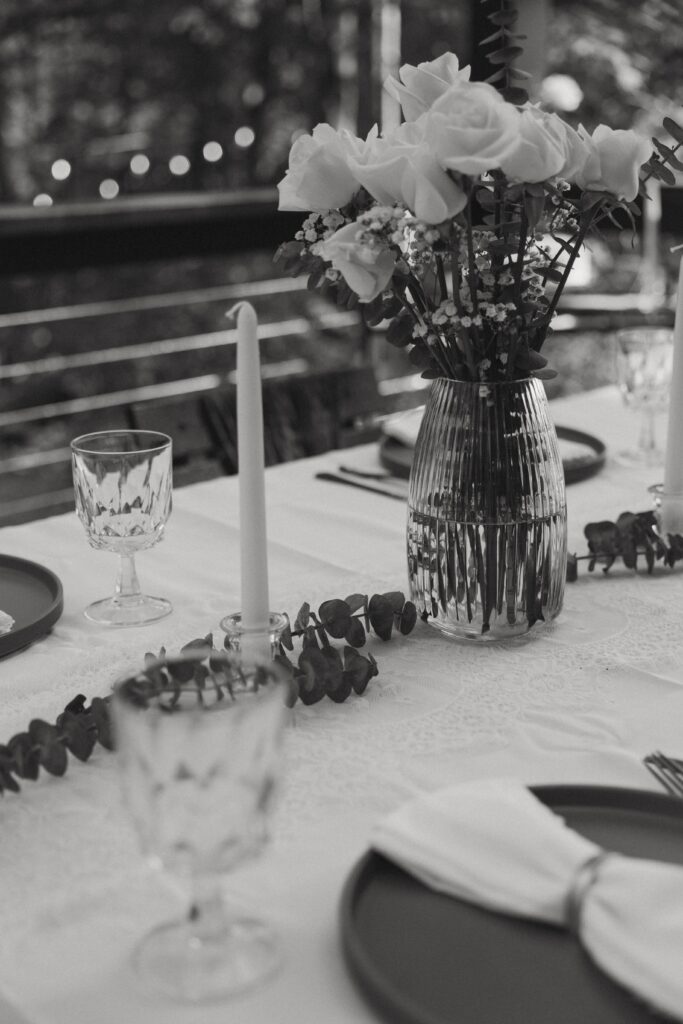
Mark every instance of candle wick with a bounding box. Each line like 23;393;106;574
226;301;246;323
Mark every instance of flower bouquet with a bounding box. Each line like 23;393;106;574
274;13;682;641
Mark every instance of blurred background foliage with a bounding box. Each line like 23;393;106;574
0;0;680;208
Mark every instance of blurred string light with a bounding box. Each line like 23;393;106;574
202;141;223;162
33;193;53;207
234;127;255;149
169;155;190;175
99;178;119;199
130;153;150;175
51;159;71;181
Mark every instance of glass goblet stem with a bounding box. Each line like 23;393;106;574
188;876;230;944
116;553;142;602
638;408;657;458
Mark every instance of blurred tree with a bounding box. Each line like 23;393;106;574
0;0;342;203
543;0;683;131
1;0;680;207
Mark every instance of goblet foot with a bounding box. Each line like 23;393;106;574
133;914;282;1002
614;447;664;468
84;593;172;626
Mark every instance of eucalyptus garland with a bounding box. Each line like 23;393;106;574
0;590;417;796
567;510;683;580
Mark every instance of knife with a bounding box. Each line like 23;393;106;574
315;472;407;501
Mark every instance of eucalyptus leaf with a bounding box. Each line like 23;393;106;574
487;45;525;64
40;741;68;777
344;617;366;648
294;602;311;632
8;733;40;781
663;117;683;145
318;599;352;639
399;602;418;635
368;595;394;641
60;714;97;762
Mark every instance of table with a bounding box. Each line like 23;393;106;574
0;385;682;1024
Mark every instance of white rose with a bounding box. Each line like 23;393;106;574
348;121;467;224
547;114;595;182
574;124;652;202
499;107;566;182
384;51;471;122
277;124;367;212
318;221;397;302
425;82;521;176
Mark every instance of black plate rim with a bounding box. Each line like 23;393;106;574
379;424;606;486
0;553;64;658
339;784;683;1024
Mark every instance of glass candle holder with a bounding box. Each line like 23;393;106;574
220;612;288;670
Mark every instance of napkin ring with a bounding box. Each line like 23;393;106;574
565;850;610;935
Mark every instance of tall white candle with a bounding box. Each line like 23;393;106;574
661;257;683;535
230;301;270;631
640;179;663;309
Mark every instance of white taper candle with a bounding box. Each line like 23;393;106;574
661;257;683;535
230;301;270;631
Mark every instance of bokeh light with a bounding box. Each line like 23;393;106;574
242;82;265;107
99;178;119;199
130;153;150;175
234;127;255;149
33;193;53;207
202;141;223;162
540;74;584;112
169;155;190;175
51;159;71;181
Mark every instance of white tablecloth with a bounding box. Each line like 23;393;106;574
0;385;681;1024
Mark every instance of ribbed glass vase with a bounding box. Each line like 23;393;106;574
407;378;567;641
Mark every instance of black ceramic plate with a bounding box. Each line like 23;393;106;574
340;785;683;1024
0;554;64;657
379;425;606;486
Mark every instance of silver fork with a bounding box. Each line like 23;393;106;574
644;751;683;798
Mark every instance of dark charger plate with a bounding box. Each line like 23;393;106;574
0;554;64;658
340;785;683;1024
380;425;606;486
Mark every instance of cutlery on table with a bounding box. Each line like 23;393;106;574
314;472;407;501
643;751;683;797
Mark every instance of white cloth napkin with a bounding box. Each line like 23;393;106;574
371;779;683;1021
0;610;14;635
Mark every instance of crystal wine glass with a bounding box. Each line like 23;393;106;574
71;430;173;625
113;648;288;1002
615;327;673;464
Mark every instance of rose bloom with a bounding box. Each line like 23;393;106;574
318;221;397;302
546;113;594;181
277;124;367;212
574;125;652;202
425;82;521;176
348;120;467;225
499;107;566;183
384;51;471;122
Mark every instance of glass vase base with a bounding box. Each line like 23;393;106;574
84;594;172;627
424;612;553;643
133;915;282;1003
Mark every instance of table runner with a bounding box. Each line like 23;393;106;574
0;385;682;1024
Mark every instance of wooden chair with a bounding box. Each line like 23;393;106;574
212;365;384;470
129;392;236;486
